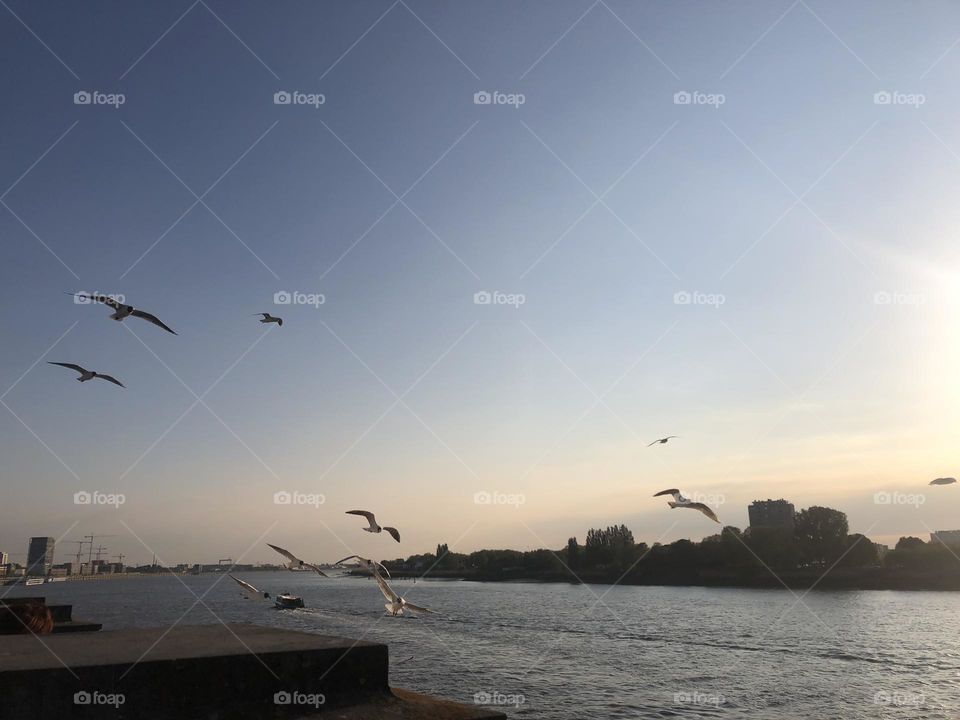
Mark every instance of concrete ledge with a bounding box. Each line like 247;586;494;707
0;624;504;720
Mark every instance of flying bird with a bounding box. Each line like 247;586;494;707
254;313;282;327
375;572;436;617
67;292;177;335
346;510;401;542
266;543;328;576
47;362;124;387
647;436;679;447
334;555;391;578
930;477;957;486
228;574;270;600
653;488;720;523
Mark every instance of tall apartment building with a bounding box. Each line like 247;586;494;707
748;499;796;531
26;537;55;576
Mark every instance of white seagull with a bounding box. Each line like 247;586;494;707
930;477;957;486
68;292;177;335
375;572;436;617
47;362;125;387
266;543;328;576
647;436;679;447
228;574;270;600
653;488;720;523
334;555;391;578
254;313;283;327
346;510;401;542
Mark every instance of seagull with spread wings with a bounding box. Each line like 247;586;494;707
47;362;125;387
228;574;270;600
375;572;436;617
254;312;282;327
67;292;177;335
346;510;401;542
334;555;391;578
266;543;328;576
647;436;679;447
653;488;720;523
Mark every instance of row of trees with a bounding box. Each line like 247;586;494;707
381;506;958;579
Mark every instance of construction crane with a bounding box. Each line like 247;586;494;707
217;558;232;572
93;545;109;562
83;534;116;563
66;540;87;565
113;553;125;565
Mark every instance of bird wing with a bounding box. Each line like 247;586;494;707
688;503;720;523
646;439;662;447
68;292;121;310
375;572;400;603
47;362;86;374
130;309;177;335
401;599;437;615
267;543;299;564
95;374;125;388
229;575;259;594
653;489;681;499
334;555;359;566
384;527;401;543
373;561;391;578
302;562;328;577
931;477;957;485
346;510;378;529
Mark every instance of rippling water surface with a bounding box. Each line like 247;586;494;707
11;574;960;718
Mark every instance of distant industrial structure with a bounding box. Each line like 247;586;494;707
930;530;960;547
748;499;796;531
26;537;55;576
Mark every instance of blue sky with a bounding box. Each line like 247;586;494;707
2;1;960;565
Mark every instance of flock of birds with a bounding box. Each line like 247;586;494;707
49;295;958;614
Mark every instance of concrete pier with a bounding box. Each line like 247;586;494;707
0;624;505;719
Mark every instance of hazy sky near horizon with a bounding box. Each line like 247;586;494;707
2;1;960;566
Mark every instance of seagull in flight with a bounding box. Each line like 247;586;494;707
254;313;282;327
375;572;436;617
647;436;679;447
334;555;391;578
228;574;270;600
930;477;957;486
67;292;177;335
266;543;328;576
47;362;124;387
346;511;401;542
653;488;720;523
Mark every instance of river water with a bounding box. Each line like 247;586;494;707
7;573;960;718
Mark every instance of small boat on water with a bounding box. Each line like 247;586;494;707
274;594;304;609
24;578;44;586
